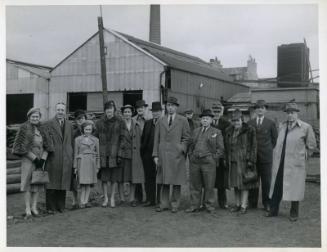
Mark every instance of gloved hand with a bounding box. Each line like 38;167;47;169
33;158;40;167
38;159;46;169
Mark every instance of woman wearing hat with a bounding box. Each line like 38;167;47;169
95;100;126;207
118;104;145;206
73;120;100;208
12;108;53;218
266;102;316;221
225;109;257;214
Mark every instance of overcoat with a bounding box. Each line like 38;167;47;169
269;119;316;201
43;118;74;191
153;114;190;185
248;117;278;164
224;123;258;190
118;120;144;183
73;135;100;184
94;115;125;168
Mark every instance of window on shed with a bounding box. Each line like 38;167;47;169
68;92;87;113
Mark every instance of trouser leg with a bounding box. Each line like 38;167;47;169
260;162;272;208
201;157;216;210
171;185;181;209
160;184;170;209
189;160;202;208
270;163;284;215
290;201;299;217
56;190;67;211
46;189;56;211
216;159;227;207
248;161;260;208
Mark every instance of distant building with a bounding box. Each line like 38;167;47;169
210;55;258;81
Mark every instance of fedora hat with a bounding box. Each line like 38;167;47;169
184;108;193;114
199;109;214;118
121;104;135;113
135;100;148;108
150;102;162;111
254;100;268;109
165;96;179;106
231;109;242;121
284;102;300;112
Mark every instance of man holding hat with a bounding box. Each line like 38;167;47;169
266;101;316;221
153;96;190;213
186;109;224;213
141;101;163;207
211;101;231;209
248;100;278;211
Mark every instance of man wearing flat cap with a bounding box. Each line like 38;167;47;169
141;101;163;207
266;101;316;221
211;101;231;209
184;109;199;134
186;109;224;213
153;96;190;213
43;102;74;213
248;100;278;211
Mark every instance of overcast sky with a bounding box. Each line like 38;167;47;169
6;4;318;78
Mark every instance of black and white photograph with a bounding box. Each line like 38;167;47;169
2;0;326;248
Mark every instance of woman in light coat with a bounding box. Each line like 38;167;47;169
12;108;53;218
266;102;316;221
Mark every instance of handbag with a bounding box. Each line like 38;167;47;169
31;163;49;185
242;168;257;184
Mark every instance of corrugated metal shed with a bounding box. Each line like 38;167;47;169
6;59;52;79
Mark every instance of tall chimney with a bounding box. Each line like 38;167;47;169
149;5;161;44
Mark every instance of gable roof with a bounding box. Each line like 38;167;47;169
117;32;233;82
6;58;52;79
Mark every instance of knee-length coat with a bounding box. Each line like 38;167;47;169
118;120;144;183
153;114;190;185
43;118;74;191
224;123;258;190
269;119;317;201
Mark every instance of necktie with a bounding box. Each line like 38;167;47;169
168;116;172;127
202;126;207;133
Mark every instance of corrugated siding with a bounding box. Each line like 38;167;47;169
169;69;248;114
50;31;163;115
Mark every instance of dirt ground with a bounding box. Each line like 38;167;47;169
6;158;321;247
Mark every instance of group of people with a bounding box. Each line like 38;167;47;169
12;96;317;222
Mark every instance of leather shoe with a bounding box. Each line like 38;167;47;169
230;206;241;212
289;216;298;222
185;207;199;213
239;207;247;214
206;207;215;213
171;207;178;213
155;207;168;212
219;204;229;210
265;211;278;217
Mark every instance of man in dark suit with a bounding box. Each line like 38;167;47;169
211;101;231;209
141;102;163;207
248;100;278;211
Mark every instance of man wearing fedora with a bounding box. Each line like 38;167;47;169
153;96;190;213
211;101;231;209
141;101;163;207
186;109;224;213
266;101;316;221
248;100;278;211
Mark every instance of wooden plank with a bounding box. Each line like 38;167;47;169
7;183;21;194
7;167;21;175
7;160;21;168
7;174;21;184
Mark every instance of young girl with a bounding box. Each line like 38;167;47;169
73;120;100;208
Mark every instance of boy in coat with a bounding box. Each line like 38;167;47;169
248;100;278;211
186;109;224;213
153;96;190;213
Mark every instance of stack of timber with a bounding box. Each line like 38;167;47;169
7;160;21;194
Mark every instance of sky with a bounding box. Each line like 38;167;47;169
5;4;319;78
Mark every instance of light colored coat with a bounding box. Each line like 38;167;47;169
153;114;190;185
269;119;316;201
43;118;74;190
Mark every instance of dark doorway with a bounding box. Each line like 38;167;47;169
68;92;87;112
123;90;143;108
7;94;34;124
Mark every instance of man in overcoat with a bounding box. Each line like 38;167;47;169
141;101;163;207
211;101;231;209
266;102;316;221
153;96;190;213
44;102;74;213
248;100;278;211
186;109;224;213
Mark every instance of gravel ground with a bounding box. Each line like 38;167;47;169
6;158;321;247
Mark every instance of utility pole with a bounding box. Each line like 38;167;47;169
98;7;108;108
